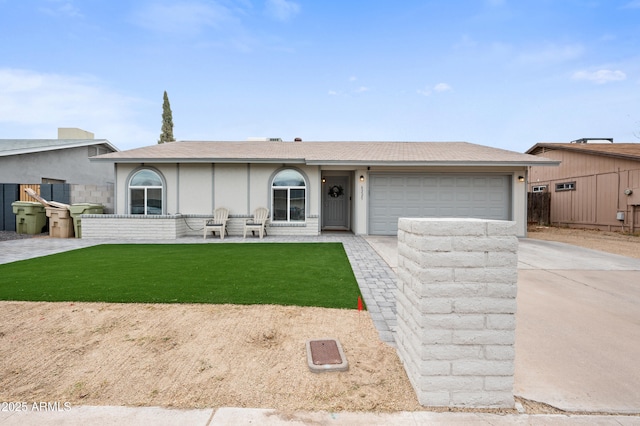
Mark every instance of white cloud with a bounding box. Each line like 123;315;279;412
131;1;232;35
434;83;452;92
265;0;300;21
418;83;452;96
355;86;370;93
571;69;627;84
0;68;153;149
39;0;83;18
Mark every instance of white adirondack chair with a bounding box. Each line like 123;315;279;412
243;207;269;239
203;207;229;240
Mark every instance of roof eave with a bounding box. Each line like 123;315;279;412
527;144;640;161
91;158;560;167
0;139;118;157
90;157;306;164
306;160;561;167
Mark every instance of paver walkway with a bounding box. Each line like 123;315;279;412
0;234;399;346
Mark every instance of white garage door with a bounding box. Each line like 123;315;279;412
369;174;511;235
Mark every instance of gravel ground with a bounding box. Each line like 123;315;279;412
527;225;640;259
0;231;42;241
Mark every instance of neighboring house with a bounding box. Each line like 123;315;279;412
526;140;640;232
86;139;557;239
0;128;118;185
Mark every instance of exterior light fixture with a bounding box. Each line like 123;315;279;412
360;175;365;182
322;177;326;183
518;176;525;182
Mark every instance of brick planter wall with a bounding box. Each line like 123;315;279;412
80;215;321;239
81;215;184;239
395;218;518;408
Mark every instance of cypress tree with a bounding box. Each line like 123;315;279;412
158;90;175;144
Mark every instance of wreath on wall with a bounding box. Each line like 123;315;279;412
328;185;344;198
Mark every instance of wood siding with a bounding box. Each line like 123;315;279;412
529;149;640;231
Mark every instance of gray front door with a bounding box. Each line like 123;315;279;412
322;175;350;230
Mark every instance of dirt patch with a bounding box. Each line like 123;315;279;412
0;302;421;413
527;225;640;259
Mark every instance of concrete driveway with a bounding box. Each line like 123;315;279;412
516;239;640;413
365;236;640;413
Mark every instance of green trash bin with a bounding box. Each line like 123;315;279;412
69;203;104;238
12;201;47;235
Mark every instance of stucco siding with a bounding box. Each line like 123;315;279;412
0;146;114;185
159;164;178;214
215;164;249;215
247;164;274;215
114;164;129;214
178;164;212;215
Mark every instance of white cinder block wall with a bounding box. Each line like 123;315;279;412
395;218;518;408
80;215;321;239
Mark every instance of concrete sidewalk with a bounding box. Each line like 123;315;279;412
1;405;638;425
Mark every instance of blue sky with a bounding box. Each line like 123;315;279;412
1;0;639;152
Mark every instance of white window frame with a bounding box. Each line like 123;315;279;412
555;182;576;192
532;185;547;193
271;169;306;223
128;169;164;215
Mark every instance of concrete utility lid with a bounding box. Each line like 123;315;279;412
306;339;348;373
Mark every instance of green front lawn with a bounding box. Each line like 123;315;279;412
0;243;364;309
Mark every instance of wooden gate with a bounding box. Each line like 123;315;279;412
528;192;551;225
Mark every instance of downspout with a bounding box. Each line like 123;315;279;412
114;163;118;214
211;163;215;212
176;163;180;214
246;163;251;214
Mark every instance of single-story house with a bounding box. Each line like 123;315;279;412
0;128;118;185
526;140;640;232
84;139;558;239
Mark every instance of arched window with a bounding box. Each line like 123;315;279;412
272;169;306;222
129;169;163;215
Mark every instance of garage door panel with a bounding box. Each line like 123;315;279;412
438;207;455;216
405;207;421;216
369;174;511;235
439;177;455;187
406;189;422;200
423;177;438;187
456;192;471;202
388;206;405;215
422;192;438;201
490;193;506;202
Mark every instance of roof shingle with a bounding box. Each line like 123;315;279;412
93;140;558;166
